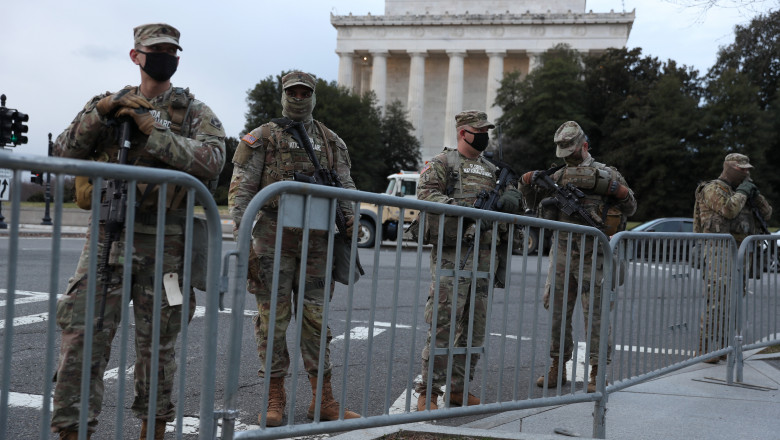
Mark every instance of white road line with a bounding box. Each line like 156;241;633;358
103;366;135;381
615;344;696;356
333;326;385;342
0;290;54;307
5;390;53;410
0;312;49;330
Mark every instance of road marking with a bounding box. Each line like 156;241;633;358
0;312;49;330
103;366;135;381
0;290;54;307
5;390;53;410
333;326;385;342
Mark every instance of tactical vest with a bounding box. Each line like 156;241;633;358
75;86;196;211
554;162;624;235
258;120;337;210
423;148;498;246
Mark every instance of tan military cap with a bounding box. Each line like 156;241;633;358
455;110;495;129
554;121;586;158
282;71;316;91
724;152;753;169
134;23;182;51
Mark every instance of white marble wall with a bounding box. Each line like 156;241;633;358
332;3;634;162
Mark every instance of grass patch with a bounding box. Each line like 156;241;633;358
758;344;780;355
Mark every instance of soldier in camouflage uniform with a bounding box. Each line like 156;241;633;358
519;121;636;393
50;24;226;440
693;153;772;363
415;111;523;411
228;71;360;426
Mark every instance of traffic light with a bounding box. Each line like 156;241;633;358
11;111;28;145
30;172;43;185
0;107;13;145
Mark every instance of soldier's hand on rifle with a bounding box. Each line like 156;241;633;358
605;180;630;200
498;187;522;213
521;170;543;185
96;89;152;116
115;107;156;135
736;180;757;197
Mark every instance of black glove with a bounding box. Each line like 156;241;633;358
736;180;757;197
498;187;522;213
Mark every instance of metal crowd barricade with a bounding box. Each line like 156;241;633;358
734;234;780;382
608;231;738;395
0;151;223;440
221;181;614;440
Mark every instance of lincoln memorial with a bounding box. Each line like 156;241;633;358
331;0;635;161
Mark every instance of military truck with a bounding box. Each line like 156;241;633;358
357;171;420;248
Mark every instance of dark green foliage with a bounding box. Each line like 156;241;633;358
380;100;422;174
702;9;780;218
496;45;588;175
495;33;778;224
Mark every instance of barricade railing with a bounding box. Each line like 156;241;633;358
0;151;223;440
608;231;738;394
734;234;779;382
222;181;614;440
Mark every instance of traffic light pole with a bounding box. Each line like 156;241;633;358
41;133;53;225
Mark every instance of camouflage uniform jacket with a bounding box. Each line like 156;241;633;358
228;119;356;236
693;178;773;244
54;85;226;183
519;156;637;228
417;147;519;246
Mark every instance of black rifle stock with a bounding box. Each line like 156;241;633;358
747;196;770;235
531;166;603;230
459;163;517;270
280;119;365;276
96;119;131;331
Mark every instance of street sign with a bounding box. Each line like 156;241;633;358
0;168;11;201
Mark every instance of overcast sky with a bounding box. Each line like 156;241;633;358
0;0;777;157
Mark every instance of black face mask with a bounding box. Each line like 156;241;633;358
138;50;178;82
464;129;489;152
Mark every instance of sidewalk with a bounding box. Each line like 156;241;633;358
333;348;780;440
1;220;235;240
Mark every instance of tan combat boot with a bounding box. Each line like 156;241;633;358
587;365;608;393
139;419;166;440
449;391;480;407
307;376;360;421
416;392;439;411
536;358;568;388
260;376;286;427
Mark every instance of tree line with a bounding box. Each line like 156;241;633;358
496;10;779;223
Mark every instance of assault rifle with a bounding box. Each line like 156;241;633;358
531;165;603;230
96;119;132;331
278;119;365;277
459;153;518;270
747;194;770;235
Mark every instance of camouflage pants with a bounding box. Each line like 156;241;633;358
543;237;611;365
416;245;490;395
51;225;195;434
250;214;332;379
699;247;736;354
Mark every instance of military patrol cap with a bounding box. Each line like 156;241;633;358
455;110;495;129
724;152;753;169
282;71;316;91
134;23;182;51
554;121;586;158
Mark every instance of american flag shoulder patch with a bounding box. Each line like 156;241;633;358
241;133;258;145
